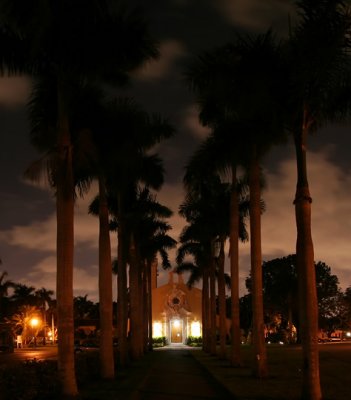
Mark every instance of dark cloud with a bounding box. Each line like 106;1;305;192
1;1;350;301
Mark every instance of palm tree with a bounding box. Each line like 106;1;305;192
73;295;96;321
35;287;54;345
143;241;176;352
87;97;174;365
6;305;41;346
284;2;351;397
70;86;118;379
0;1;159;393
11;283;36;307
185;30;286;376
0;271;15;321
128;187;176;357
180;130;250;364
111;184;174;362
27;79;117;378
176;227;212;352
179;173;233;356
110;186;177;355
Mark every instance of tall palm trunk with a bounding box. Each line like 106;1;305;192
249;152;268;378
138;259;144;356
147;259;153;351
98;176;114;379
56;83;78;397
142;261;149;353
202;265;210;352
209;252;217;355
42;303;47;346
294;106;321;400
229;165;241;366
117;193;128;366
218;239;227;359
129;234;142;360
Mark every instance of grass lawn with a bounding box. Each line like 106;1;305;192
192;343;351;400
3;343;348;399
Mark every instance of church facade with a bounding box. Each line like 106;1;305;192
152;270;202;344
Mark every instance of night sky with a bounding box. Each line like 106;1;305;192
1;0;351;302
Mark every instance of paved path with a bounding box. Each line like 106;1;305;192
130;347;235;399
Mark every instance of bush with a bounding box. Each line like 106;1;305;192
186;336;202;347
152;336;167;347
75;350;101;385
0;359;60;400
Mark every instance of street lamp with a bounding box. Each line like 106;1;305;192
30;317;40;347
30;317;39;328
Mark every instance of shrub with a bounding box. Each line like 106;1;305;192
186;336;202;347
0;359;60;400
152;336;167;347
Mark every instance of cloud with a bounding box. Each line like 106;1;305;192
24;256;57;292
4;147;351;300
157;146;351;294
132;40;186;81
73;266;99;298
183;105;211;140
0;76;32;107
0;214;57;251
0;184;104;252
215;0;295;32
236;148;351;293
153;182;185;285
0;184;113;302
157;182;185;241
22;255;104;302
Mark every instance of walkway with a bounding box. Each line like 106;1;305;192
130;346;235;399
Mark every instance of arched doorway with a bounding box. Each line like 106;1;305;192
170;319;183;343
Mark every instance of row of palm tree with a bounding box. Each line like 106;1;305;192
0;1;177;397
176;172;250;361
0;275;54;320
1;1;351;399
178;1;351;399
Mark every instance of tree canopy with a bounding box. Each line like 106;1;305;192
245;254;341;330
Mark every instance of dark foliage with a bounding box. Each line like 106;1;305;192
0;359;60;400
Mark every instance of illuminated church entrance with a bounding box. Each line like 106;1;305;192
170;319;183;343
152;269;202;345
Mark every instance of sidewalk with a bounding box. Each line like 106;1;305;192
128;346;236;399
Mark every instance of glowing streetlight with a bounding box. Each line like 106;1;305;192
29;317;40;347
30;317;39;328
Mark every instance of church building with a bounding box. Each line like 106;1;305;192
152;268;202;344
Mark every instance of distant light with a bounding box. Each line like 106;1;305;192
279;341;284;345
346;332;351;337
153;321;163;338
